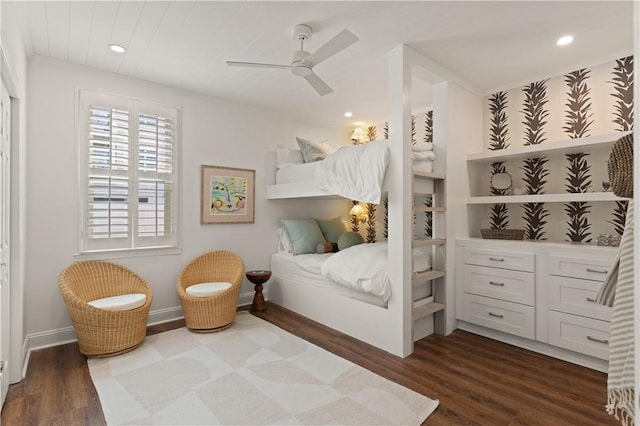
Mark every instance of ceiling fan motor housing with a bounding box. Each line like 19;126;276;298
291;50;312;76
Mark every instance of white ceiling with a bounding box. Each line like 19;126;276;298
13;1;635;128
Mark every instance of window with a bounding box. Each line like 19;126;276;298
78;90;180;254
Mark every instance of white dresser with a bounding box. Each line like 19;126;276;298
456;238;616;371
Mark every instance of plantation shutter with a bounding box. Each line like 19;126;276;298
86;105;131;249
136;112;175;245
79;90;179;254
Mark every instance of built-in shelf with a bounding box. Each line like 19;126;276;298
467;192;627;204
467;131;630;164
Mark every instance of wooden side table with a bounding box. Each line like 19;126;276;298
246;270;271;312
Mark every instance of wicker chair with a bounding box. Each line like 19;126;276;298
177;251;244;332
58;261;153;357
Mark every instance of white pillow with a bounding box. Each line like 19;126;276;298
276;227;293;253
296;137;335;163
276;146;303;169
185;282;232;297
88;293;147;311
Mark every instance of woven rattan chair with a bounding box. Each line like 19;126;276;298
177;251;244;332
58;261;153;357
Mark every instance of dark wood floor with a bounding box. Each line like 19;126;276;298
2;303;616;425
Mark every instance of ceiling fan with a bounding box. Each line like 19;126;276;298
226;24;358;96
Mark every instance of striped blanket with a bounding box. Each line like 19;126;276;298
596;202;635;425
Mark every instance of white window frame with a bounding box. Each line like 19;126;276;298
75;89;181;258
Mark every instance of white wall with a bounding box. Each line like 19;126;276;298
2;0;30;383
26;55;346;347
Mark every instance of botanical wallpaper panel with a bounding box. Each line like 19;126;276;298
483;56;634;242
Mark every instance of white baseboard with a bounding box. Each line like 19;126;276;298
22;295;258;379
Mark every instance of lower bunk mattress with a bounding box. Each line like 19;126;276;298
271;252;388;307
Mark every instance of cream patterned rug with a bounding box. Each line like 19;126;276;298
88;312;438;425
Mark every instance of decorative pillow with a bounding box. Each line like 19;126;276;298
317;242;339;254
296;137;335;163
337;232;365;251
276;227;293;253
276;146;303;169
316;217;348;243
280;219;326;255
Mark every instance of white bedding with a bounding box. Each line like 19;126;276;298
315;140;389;204
275;161;321;184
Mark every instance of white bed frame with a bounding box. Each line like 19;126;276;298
266;45;476;357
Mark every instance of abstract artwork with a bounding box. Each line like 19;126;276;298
201;165;254;224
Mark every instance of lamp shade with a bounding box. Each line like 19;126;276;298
350;128;368;145
349;204;365;216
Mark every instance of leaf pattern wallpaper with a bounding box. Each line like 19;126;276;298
366;203;377;243
521;80;550;240
563;70;593;241
424;111;433;143
564;153;592;242
487;91;510;230
383;197;389;239
609;55;633;235
481;56;634;242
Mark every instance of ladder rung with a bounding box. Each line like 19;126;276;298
413;238;446;247
413;206;446;213
413;171;445;180
413;269;446;283
412;302;445;320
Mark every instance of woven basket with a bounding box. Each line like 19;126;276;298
609;133;633;198
481;229;525;240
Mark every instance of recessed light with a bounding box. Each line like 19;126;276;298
109;44;126;53
344;112;353;118
556;35;574;46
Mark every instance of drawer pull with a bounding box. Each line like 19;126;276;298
587;336;609;345
586;297;597;303
488;312;504;319
586;268;608;274
489;257;505;262
489;281;505;287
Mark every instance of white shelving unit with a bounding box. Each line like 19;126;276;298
412;172;446;340
465;131;631;239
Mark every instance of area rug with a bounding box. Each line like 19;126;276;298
88;312;438;425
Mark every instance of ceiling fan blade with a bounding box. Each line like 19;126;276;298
226;61;291;70
305;29;358;66
304;72;333;96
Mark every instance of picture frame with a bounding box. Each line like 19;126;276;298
201;165;255;224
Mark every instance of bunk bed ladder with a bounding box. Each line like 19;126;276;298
411;171;446;341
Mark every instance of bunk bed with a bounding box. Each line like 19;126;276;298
266;135;447;357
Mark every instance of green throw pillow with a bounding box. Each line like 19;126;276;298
316;217;348;243
337;232;364;251
280;219;326;255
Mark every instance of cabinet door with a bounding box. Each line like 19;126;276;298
463;265;534;305
548;276;612;321
463;248;534;272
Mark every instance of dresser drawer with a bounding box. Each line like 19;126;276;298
463;265;534;305
463;294;535;339
548;255;613;281
549;276;612;321
548;311;610;360
463;247;534;272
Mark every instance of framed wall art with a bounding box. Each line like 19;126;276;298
201;165;255;224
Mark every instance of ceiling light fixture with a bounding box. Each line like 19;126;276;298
556;35;574;46
109;44;126;53
344;112;353;118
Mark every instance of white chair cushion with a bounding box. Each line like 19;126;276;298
88;293;147;311
186;282;232;297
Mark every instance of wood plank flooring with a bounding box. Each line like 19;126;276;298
2;303;616;425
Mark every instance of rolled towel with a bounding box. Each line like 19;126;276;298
412;151;435;161
412;160;433;173
412;141;433;152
